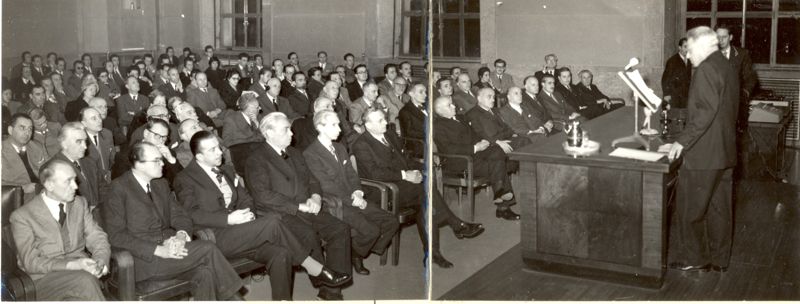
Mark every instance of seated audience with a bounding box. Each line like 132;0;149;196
179;58;197;88
174;119;204;168
280;65;296;98
40;78;64;124
347;64;369;101
305;51;333;76
378;64;399;97
434;77;453;100
351;109;484;268
575;69;623;114
103;141;245;300
30;55;47;84
49;73;70;123
80;54;94;76
2;88;22;131
51;122;109;212
349;82;387;129
498;87;553;142
186;72;227;127
305;110;399;276
234;53;253;90
555;67;604;119
2;114;48;201
287;52;301;73
465;87;532;152
158;67;186;100
244;112;352;299
538;74;581;129
117;76;151;135
219;69;243;110
287;72;312;117
398;82;427;157
251;75;298;119
399;61;415;84
384;77;410;133
307;67;326;102
472;67;499;97
10;159;109;301
342;53;357;84
96;69;120;107
28;107;61;157
13;66;35;100
433;97;521;220
65;77;99;122
222;92;264;148
111;118;182;183
9;51;32;80
80;103;116;181
205;57;225;90
17;85;47;118
520;76;554;130
272;58;286;83
87;96;126;145
452;73;478;114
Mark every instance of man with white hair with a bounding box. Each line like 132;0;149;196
186;72;227;126
660;26;739;273
80;105;115;181
51;122;109;212
348;82;387;128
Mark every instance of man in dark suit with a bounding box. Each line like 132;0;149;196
555;68;603;119
378;63;398;96
346;64;369;101
661;37;693;117
103;142;245;300
575;70;623;115
303;110;400;275
117;77;151;135
254;77;298;119
304;51;334;77
30;55;47;84
350;109;484;267
109;54;127;90
157;67;186;101
244;112;352;300
287;72;312;117
52;122;109;212
498;87;552;143
660;26;740;273
465;87;532;152
520;76;554;128
10;159;109;300
80;107;115;182
13;66;36;100
533;53;559;82
398;82;427;157
280;65;296;98
175;131;351;300
538;74;582;130
433;96;520;220
716;26;757;100
186;72;227;127
452;74;478;114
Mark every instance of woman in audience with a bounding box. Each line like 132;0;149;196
473;67;498;95
219;69;242;109
64;76;99;121
204;56;225;90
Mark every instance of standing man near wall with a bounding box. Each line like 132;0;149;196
661;38;692;124
660;26;739;273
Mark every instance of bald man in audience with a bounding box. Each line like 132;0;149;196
538;74;581;130
433;96;521;220
498;87;552;143
452;73;478;114
3;114;48;201
349;83;387;129
186;72;227;127
10;159;109;300
29;107;61;158
80;106;115;182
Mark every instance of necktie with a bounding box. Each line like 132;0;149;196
132;94;137;101
328;145;338;161
249;117;258;131
18;149;39;183
280;151;289;159
211;167;224;184
146;184;154;202
201;88;207;93
58;203;66;227
271;97;279;111
73;161;82;175
380;137;390;147
93;135;99;147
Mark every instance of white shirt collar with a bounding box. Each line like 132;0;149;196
317;135;333;148
241;112;252;124
368;131;386;143
41;193;64;222
525;91;537;100
196;161;222;183
510;103;523;113
266;141;286;156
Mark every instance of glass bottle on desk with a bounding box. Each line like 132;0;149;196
660;102;671;139
565;120;583;147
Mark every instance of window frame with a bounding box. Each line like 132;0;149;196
217;0;263;51
680;0;800;68
398;0;481;61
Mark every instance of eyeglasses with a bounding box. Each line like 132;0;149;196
146;128;168;141
139;158;164;164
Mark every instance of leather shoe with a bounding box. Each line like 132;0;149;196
710;264;728;273
433;254;454;268
316;289;344;300
316;267;351;287
352;257;370;275
668;262;709;272
454;222;484;239
496;208;520;220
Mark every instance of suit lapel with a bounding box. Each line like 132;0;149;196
126;172;167;225
263;143;296;180
186;161;225;208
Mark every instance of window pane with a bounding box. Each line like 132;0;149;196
247;17;259;48
407;0;424;11
220;0;233;14
686;17;711;30
442;19;461;57
780;0;800;10
744;18;771;64
777;18;800;64
247;0;259;13
443;0;459;13
465;0;480;13
718;0;772;11
234;0;245;14
234;18;245;47
464;18;481;58
403;16;423;56
717;18;743;47
221;17;233;47
432;18;441;57
687;0;711;11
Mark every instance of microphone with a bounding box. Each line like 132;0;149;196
624;57;640;71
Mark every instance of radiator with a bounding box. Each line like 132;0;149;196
759;78;800;147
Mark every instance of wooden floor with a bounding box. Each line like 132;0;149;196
440;178;800;300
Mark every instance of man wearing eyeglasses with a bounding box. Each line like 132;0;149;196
112;119;183;184
346;64;369;101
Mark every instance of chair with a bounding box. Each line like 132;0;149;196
1;186;36;301
350;156;416;266
106;250;194;301
401;136;425;162
433;147;489;222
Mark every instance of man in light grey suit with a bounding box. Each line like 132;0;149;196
10;159;110;300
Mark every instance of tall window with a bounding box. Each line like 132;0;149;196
400;0;480;59
219;0;262;49
684;0;800;66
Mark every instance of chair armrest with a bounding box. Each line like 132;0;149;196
360;179;389;211
195;228;217;244
110;250;136;301
2;269;36;301
433;153;475;178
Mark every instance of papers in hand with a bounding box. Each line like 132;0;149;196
609;147;666;162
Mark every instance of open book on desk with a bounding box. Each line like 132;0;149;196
609;147;666;162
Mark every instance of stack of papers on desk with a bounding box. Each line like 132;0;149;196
609;147;666;162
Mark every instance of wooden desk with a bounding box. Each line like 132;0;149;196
509;107;680;288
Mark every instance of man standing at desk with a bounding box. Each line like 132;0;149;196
661;26;739;273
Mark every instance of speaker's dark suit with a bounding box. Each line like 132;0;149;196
103;171;243;300
304;139;399;258
432;116;514;200
248;82;299;119
174;161;311;300
52;152;109;209
673;51;740;269
451;89;478;114
661;53;692;109
244;144;351;279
